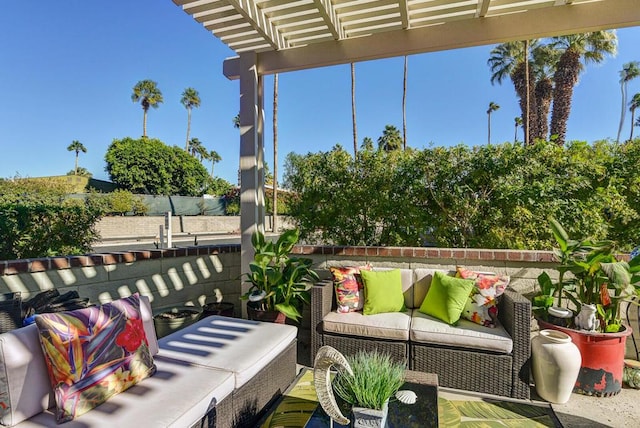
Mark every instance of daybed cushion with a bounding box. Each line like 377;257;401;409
158;316;297;389
0;294;159;427
322;310;411;340
15;357;235;428
34;294;156;423
410;310;513;354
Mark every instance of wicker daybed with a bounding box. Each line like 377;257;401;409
310;268;531;399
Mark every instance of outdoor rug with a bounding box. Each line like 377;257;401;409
260;369;561;427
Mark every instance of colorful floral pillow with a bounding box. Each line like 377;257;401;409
330;265;372;313
456;267;510;328
35;293;156;423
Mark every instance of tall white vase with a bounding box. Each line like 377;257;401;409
531;329;581;404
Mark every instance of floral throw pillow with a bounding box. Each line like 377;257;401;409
35;293;156;423
456;267;510;328
330;265;372;313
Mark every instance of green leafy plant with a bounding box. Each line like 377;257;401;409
534;218;640;332
240;228;318;322
332;351;405;411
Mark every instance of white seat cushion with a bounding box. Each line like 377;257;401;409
323;310;411;340
158;316;297;388
15;357;234;428
410;310;513;354
0;324;52;427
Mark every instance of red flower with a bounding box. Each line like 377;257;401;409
116;318;147;353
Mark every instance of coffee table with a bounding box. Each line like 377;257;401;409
261;369;438;428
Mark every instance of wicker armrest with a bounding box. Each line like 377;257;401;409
310;280;334;361
498;287;531;398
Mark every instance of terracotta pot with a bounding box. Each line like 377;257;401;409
537;319;632;396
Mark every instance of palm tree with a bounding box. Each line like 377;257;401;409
514;116;523;142
272;73;279;232
377;125;402;152
189;138;206;160
131;79;163;138
487;102;500;145
209;150;222;177
629;93;640;141
351;63;357;156
181;87;201;151
531;44;559;141
402;55;408;150
549;31;617;145
66;140;87;175
488;41;538;145
617;61;640;143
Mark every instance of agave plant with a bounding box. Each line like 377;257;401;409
534;218;640;332
240;228;318;322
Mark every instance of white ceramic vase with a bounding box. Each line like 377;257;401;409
531;329;581;404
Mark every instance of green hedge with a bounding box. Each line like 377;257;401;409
284;139;640;250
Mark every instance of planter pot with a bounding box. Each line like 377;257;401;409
351;399;389;428
246;303;287;324
153;306;202;339
531;329;581;403
538;319;632;397
200;302;235;319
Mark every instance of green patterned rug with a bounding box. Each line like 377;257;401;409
261;370;559;427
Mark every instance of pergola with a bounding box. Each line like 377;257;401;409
171;0;640;298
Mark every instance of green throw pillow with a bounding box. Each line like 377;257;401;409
419;271;475;324
361;269;405;315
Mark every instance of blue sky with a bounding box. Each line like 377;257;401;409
1;1;639;186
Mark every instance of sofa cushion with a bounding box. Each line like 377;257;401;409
372;268;415;309
16;357;234;428
456;267;509;328
158;316;297;389
330;265;371;313
0;324;53;427
419;271;475;325
35;294;156;423
361;269;405;315
323;310;411;341
410;310;513;354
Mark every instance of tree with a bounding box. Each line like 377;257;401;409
273;73;279;231
66;140;87;175
549;31;617;145
131;79;163;138
105;137;209;196
189;138;207;160
487;102;500;145
489;41;538;145
531;44;559;140
617;61;640;143
66;167;92;178
209;150;222;177
514;116;523;142
629;93;640;141
351;63;358;157
377;125;402;152
181;87;201;150
402;55;408;150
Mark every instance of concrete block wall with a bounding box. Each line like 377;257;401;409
0;246;243;317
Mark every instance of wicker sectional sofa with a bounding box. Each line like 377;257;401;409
310;268;531;399
0;297;297;428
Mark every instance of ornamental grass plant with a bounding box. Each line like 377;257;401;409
332;351;405;410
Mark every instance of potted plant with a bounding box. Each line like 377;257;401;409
241;228;319;323
332;350;406;428
532;218;640;396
